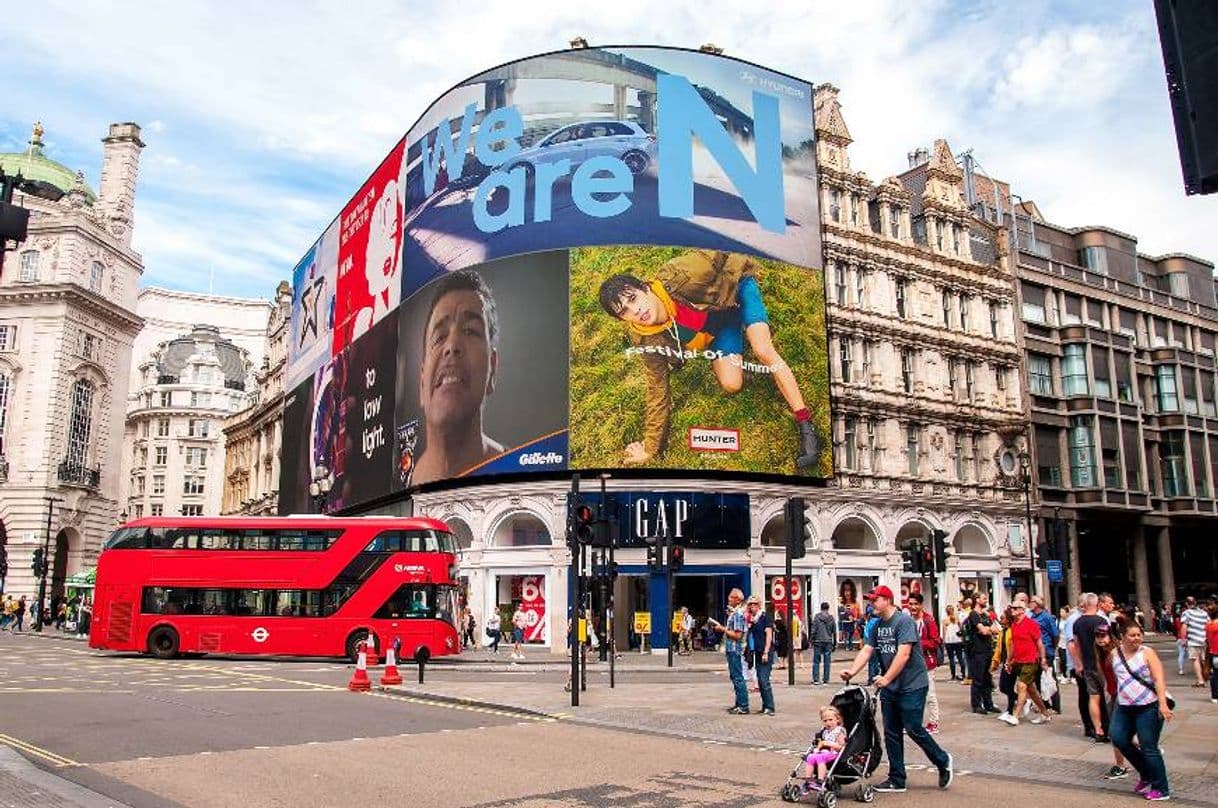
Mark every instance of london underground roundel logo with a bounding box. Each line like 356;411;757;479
252;627;270;643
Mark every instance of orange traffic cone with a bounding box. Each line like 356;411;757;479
380;645;402;686
364;634;380;666
347;642;371;692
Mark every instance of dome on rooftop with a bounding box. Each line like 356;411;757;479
0;122;96;202
157;325;249;391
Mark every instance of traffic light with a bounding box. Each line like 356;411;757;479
785;497;808;560
901;547;915;573
1054;521;1071;569
0;544;8;581
646;543;662;570
931;529;949;573
31;547;46;577
575;502;596;545
920;544;935;576
668;545;685;572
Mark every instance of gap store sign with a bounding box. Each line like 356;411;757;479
600;491;750;549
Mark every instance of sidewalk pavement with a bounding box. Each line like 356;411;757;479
389;646;1218;804
0;748;129;808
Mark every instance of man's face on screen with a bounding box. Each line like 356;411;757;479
419;288;496;430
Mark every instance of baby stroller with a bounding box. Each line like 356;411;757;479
781;685;882;807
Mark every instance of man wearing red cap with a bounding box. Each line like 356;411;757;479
841;585;953;793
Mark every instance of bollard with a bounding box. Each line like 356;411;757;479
415;646;430;685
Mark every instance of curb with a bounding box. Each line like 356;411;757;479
0;747;130;808
384;685;561;720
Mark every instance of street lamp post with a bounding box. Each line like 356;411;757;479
35;496;63;633
309;464;332;514
1017;451;1038;598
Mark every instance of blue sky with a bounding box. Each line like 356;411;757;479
3;0;1214;300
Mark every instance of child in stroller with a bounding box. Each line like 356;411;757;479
781;686;882;806
800;706;847;793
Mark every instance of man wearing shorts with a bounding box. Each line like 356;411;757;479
1069;593;1111;742
598;249;823;469
510;602;527;661
1000;593;1052;726
1180;596;1210;687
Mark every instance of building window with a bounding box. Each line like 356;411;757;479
894;279;907;319
889;208;901;239
186;447;207;467
866;420;879;471
860;339;873;384
1160;432;1189;497
152;475;165;494
900;348;914;394
0;372;10;458
1021;283;1046;323
188;419;210;438
935;220;944;251
151;504;164;517
838;339;852;382
138;446;148;467
1035;426;1062;487
1155;365;1179;412
183;476;205;496
829;189;841;222
972;433;984;482
182;505;203;517
191;391;212;407
854;269;867;308
954;430;968;481
77;330;100;361
906;423;920;476
843;417;857;471
1061;344;1089;397
1068;415;1097;488
989;301;1000;339
947;358;959;401
1180;368;1199;415
1091;345;1112;399
134;475;145;495
131;504;144;519
850;193;859;225
1200;371;1216;417
154;446;167;466
965;361;975;401
157;418;170;437
19;250;39;282
941;289;952;328
952;224;961;255
64;379;95;470
159;391;171;408
1114;352;1134;402
89;262;104;293
1028;353;1054;396
995;365;1007;392
1168;272;1190;299
1079;246;1108;275
0;324;16;352
834;263;847;305
958;294;970;332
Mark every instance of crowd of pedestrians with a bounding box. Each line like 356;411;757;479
1;593;91;636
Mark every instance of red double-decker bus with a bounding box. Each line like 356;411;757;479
90;516;461;662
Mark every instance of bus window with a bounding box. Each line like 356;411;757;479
303;530;338;551
274;590;321;617
230;589;271;616
106;527;148;549
164;528;197;549
241;530;274;551
277;530;304;551
197;529;240;550
374;584;435;620
142;587;197;614
199;589;228;615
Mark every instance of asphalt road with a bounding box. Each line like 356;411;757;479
0;634;1202;807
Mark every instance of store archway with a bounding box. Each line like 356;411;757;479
830;517;880;552
489;512;552;548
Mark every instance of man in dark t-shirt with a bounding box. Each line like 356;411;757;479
962;598;997;714
1069;593;1110;741
841;586;952;793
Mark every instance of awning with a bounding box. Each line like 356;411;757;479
64;567;96;588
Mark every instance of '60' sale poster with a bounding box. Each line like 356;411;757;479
511;576;547;643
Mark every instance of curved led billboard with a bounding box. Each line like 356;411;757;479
281;45;830;514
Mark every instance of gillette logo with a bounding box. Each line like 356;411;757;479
518;452;564;466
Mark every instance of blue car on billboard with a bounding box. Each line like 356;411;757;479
509;120;657;176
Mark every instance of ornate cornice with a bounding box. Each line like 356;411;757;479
0;283;143;332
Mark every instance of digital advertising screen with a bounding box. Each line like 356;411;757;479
280;45;830;514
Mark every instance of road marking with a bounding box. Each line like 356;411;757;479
0;733;81;768
254;746;271;750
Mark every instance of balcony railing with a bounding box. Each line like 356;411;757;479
58;460;101;488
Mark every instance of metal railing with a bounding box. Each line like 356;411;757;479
58;460;100;488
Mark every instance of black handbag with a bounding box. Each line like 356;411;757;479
1116;647;1175;710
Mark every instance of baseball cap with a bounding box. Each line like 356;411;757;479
864;585;895;602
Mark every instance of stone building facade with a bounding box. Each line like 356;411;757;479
221;280;291;515
120;320;259;519
0;122;145;599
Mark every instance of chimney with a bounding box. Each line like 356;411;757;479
97;122;145;247
907;146;930;168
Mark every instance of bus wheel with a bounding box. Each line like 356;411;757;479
147;626;180;659
346;630;370;663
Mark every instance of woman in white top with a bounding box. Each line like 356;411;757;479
1056;607;1071;682
486;611;502;654
1110;624;1172;801
941;605;964;681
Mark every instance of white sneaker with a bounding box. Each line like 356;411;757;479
1000;714;1019;726
1023;701;1032;716
996;711;1011;722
